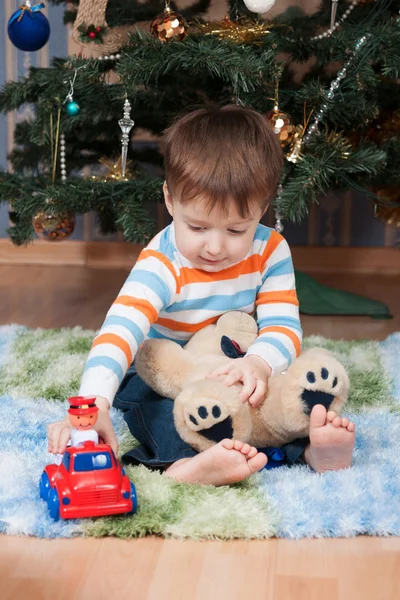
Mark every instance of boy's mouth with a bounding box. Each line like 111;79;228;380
201;257;225;264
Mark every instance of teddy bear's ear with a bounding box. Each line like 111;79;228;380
135;339;196;399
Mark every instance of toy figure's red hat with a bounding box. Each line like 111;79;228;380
67;396;99;416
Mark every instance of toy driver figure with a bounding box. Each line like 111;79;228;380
67;396;99;446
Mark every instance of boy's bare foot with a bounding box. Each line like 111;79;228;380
304;404;356;473
164;439;268;486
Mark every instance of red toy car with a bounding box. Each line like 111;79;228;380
39;441;137;521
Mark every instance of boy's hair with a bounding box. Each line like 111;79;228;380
163;104;283;218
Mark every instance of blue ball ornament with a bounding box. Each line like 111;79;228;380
7;3;50;53
66;101;80;117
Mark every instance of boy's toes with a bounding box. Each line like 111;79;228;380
233;439;244;451
332;416;342;427
239;443;251;455
221;438;235;450
347;421;356;432
248;446;258;458
341;417;350;428
327;410;337;423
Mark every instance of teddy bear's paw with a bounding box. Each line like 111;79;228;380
300;366;341;415
183;399;234;443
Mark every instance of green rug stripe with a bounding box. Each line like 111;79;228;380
84;467;277;540
0;327;394;413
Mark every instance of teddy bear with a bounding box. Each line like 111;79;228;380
134;311;349;453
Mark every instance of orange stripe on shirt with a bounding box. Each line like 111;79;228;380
178;254;261;287
92;333;133;365
156;315;219;333
256;290;299;306
138;249;180;294
259;326;301;356
260;230;283;270
113;296;158;324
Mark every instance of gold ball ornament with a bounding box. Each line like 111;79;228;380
33;208;76;241
150;7;188;42
373;187;400;228
266;108;295;148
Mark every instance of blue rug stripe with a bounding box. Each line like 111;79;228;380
259;411;400;538
0;395;126;538
0;325;25;367
380;333;400;402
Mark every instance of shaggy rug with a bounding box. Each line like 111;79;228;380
0;325;399;540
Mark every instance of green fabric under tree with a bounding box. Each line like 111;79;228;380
296;270;392;318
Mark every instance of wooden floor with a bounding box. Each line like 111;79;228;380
1;265;400;600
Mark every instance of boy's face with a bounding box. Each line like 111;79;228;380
164;183;264;272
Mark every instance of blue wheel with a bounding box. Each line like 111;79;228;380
48;488;60;521
127;482;138;515
39;471;51;502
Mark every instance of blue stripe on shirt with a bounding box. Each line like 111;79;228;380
254;224;273;241
251;336;293;365
165;288;256;313
158;225;176;263
103;315;145;347
263;257;293;281
258;316;302;332
127;269;171;306
83;356;124;383
147;327;187;346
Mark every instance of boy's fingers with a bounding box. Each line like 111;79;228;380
239;373;256;402
207;364;231;379
58;427;72;454
248;379;267;407
222;369;242;387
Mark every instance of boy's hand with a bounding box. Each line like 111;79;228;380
47;396;118;457
207;355;272;407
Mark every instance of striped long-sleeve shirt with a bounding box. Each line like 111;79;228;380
79;222;302;405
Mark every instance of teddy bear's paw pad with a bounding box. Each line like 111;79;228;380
183;401;234;443
301;367;340;415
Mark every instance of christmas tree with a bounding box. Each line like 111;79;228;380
0;0;398;316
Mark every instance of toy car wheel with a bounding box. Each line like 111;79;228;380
48;488;60;521
39;471;51;502
127;482;138;515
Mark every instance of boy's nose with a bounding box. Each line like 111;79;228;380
205;235;223;256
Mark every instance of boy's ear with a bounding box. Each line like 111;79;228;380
163;181;173;216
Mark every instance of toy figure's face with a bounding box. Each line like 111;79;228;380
69;412;98;430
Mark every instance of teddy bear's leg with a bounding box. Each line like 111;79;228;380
174;380;253;453
258;348;350;447
296;349;349;416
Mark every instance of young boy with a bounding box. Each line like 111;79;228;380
48;105;355;485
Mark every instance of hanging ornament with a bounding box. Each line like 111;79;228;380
242;0;276;13
266;80;294;148
7;1;50;52
64;69;80;117
77;23;107;44
303;35;370;144
118;96;135;179
33;203;76;241
274;185;284;233
286;125;305;163
267;109;295;147
191;16;273;44
330;0;339;30
92;156;136;183
372;188;400;228
150;1;188;42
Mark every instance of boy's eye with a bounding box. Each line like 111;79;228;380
228;229;246;235
188;224;205;231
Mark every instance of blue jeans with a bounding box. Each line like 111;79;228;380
113;364;309;470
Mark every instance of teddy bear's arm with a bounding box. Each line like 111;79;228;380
135;339;197;399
